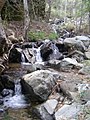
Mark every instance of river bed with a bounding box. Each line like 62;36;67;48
0;63;40;120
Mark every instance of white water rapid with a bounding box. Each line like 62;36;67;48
3;80;29;109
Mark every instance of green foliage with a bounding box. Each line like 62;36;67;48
28;31;46;41
83;0;90;12
28;31;58;41
1;1;24;21
48;32;58;40
3;114;14;120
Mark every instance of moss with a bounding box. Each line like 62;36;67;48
28;31;58;41
48;32;58;40
81;60;90;66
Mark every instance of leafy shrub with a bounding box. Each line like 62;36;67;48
48;32;58;40
28;31;58;41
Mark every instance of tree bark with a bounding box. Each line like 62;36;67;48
46;0;52;22
79;0;83;32
0;0;7;56
0;0;5;12
89;11;90;33
23;0;30;41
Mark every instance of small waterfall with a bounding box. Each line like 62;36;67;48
36;47;42;62
3;80;29;109
33;46;42;63
21;52;25;63
14;80;21;95
51;43;60;59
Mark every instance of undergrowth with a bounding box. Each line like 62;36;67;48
28;31;58;41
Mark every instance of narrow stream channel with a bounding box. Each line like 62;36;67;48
1;63;40;120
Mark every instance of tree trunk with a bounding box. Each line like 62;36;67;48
23;0;30;41
89;11;90;33
29;0;46;20
64;0;68;23
0;0;7;56
46;0;51;22
79;0;83;32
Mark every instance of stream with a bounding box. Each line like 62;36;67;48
0;63;40;120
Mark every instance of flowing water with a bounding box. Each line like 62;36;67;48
1;64;39;120
3;79;29;109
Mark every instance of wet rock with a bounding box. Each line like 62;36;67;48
1;89;13;97
0;96;3;104
64;37;86;52
0;75;14;90
9;46;22;63
21;70;60;102
55;103;83;120
34;104;53;120
21;42;34;49
56;42;67;54
21;62;46;73
0;108;5;118
0;81;4;92
22;48;34;63
49;43;63;60
40;42;53;61
21;63;35;72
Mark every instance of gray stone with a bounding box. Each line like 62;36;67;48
77;83;90;101
64;37;85;52
44;99;58;115
34;104;53;120
59;58;83;71
79;66;90;75
21;70;60;102
55;103;82;120
9;47;22;63
67;50;85;62
85;51;90;59
47;60;61;70
75;36;90;48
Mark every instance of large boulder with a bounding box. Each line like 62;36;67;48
34;104;53;120
40;42;63;61
0;75;14;92
55;103;83;120
34;99;58;120
21;70;60;102
75;36;90;48
64;37;86;52
59;58;83;71
9;47;22;63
